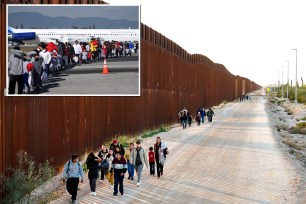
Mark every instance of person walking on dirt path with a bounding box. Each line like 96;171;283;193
187;112;193;127
154;137;167;178
111;152;127;196
110;139;125;157
196;112;201;126
130;141;149;187
148;147;155;176
86;152;101;196
180;111;188;129
98;145;108;182
207;108;215;122
124;143;135;180
62;154;84;204
201;108;206;123
105;149;115;189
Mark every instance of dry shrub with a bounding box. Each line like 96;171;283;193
282;138;304;150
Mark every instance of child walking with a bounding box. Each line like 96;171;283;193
105;149;114;189
148;147;155;176
111;152;127;196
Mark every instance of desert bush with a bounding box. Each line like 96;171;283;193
142;126;169;138
300;128;306;135
117;135;131;148
276;122;290;131
295;152;304;161
282;139;303;150
297;122;306;129
289;96;295;102
82;162;88;173
289;149;295;154
288;126;301;134
0;151;55;204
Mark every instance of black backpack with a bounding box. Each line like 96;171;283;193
100;159;109;171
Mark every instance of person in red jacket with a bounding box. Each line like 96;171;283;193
148;147;155;176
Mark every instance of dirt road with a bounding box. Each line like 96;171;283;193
50;90;305;203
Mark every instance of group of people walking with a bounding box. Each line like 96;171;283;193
7;39;139;95
178;107;215;128
240;95;251;102
62;137;168;204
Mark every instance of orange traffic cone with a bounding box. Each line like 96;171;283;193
102;58;110;74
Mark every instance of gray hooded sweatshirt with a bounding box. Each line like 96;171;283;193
8;49;24;75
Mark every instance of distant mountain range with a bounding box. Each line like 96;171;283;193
8;12;139;29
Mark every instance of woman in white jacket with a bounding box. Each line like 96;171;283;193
39;48;51;76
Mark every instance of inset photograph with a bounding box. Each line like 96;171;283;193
7;5;140;96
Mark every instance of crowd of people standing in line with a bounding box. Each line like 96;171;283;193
62;137;168;204
8;39;139;95
178;107;215;128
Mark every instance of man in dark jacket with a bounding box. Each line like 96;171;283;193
67;43;75;66
109;139;125;157
56;40;66;69
200;108;206;123
8;46;24;94
32;54;44;91
207;108;215;122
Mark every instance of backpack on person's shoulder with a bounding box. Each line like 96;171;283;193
100;159;109;171
163;147;169;155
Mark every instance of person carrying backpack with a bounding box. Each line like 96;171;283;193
62;154;84;204
98;145;109;182
105;149;115;189
154;137;168;178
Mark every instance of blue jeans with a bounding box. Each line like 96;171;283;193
58;54;64;68
114;172;124;195
127;161;134;179
45;63;50;76
23;73;30;90
135;164;144;183
201;115;205;123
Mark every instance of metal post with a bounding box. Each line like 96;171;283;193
293;49;298;103
282;66;284;98
286;60;289;99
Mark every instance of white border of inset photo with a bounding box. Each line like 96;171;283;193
6;4;141;97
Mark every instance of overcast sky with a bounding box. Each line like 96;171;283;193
107;0;305;86
8;5;139;21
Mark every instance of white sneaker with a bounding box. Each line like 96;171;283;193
136;182;140;187
92;192;96;196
